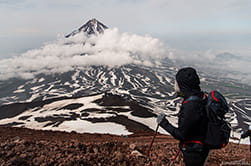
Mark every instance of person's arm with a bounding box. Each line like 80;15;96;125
160;102;201;141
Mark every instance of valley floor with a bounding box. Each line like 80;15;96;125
0;127;250;166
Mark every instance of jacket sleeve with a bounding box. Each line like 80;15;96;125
160;101;201;141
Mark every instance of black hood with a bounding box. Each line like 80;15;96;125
175;67;201;98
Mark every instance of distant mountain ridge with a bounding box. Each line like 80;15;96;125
216;52;239;60
65;18;108;37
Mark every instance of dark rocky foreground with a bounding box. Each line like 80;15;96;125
0;127;250;166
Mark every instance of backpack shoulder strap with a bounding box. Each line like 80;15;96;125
183;95;204;104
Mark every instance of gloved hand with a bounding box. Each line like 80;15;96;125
241;130;251;138
156;113;166;124
241;125;251;138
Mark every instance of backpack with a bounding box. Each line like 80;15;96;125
186;90;231;149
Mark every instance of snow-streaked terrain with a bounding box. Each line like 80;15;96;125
0;92;250;144
0;93;156;134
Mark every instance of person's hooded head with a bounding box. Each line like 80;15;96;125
175;67;201;98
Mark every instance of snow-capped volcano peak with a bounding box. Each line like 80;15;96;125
66;18;108;37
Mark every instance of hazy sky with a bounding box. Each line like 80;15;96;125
1;0;251;58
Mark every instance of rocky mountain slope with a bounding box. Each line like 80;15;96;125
0;127;250;166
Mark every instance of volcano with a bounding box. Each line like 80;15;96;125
65;18;108;38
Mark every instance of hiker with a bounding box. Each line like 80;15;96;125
157;67;209;166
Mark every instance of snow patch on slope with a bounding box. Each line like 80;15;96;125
58;120;132;135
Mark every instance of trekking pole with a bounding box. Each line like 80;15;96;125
240;126;251;150
168;149;181;166
146;124;159;157
238;131;243;145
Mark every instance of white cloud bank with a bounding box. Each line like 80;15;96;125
0;28;169;80
0;26;249;85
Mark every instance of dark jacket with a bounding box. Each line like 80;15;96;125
160;91;208;143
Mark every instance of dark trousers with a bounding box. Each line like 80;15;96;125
181;143;210;166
